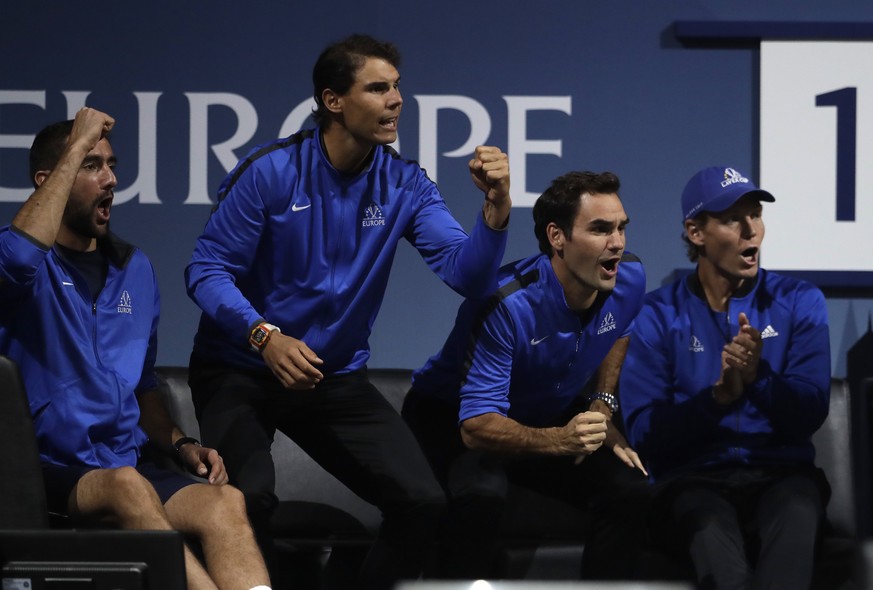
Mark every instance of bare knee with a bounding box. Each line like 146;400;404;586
182;485;250;536
107;466;158;498
74;467;164;525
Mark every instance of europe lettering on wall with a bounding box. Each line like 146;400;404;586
760;41;873;272
0;91;571;208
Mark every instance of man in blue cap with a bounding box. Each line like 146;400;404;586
620;166;831;589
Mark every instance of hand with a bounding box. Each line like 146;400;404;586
603;421;648;476
261;331;324;389
468;146;511;229
713;364;745;405
69;107;115;154
563;411;607;458
179;444;228;485
468;145;510;204
724;312;763;385
714;313;762;405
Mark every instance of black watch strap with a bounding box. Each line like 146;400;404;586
172;436;201;453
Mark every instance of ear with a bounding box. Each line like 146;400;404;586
34;170;51;188
546;222;565;254
321;88;343;115
684;218;705;247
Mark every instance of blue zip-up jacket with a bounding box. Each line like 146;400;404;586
0;226;156;468
412;252;645;427
186;127;508;373
620;270;830;482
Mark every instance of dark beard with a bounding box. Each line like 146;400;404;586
61;200;108;241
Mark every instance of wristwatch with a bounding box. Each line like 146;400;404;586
588;391;619;414
172;436;201;454
249;322;281;353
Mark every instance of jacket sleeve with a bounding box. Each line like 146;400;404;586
745;283;830;437
0;225;51;296
457;299;515;423
185;162;269;343
406;176;508;298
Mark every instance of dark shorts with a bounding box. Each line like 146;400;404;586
41;459;198;515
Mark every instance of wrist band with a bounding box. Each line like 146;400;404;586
588;391;619;413
172;436;201;453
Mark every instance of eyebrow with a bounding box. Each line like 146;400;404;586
588;216;630;228
82;154;117;166
363;75;400;89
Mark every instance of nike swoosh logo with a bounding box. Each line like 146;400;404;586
62;281;74;286
530;336;549;345
291;203;311;212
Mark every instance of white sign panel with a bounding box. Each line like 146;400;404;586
760;41;873;271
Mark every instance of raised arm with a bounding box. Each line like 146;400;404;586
13;108;114;247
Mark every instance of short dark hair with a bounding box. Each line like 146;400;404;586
311;34;401;126
533;171;621;255
28;120;112;188
29;120;74;188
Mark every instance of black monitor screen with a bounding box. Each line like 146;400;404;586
0;529;186;590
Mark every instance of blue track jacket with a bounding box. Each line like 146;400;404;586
412;252;646;427
186;128;508;373
620;270;830;482
0;226;157;468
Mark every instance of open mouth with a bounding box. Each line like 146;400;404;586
380;116;398;130
96;195;113;224
600;258;620;276
740;246;758;265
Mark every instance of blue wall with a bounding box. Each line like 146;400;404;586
2;1;873;376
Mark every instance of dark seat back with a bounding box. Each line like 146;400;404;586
0;355;48;528
812;378;856;538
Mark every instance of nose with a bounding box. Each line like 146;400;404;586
389;86;402;108
740;217;757;238
102;165;117;190
608;229;625;251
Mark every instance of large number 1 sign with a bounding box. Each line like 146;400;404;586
760;41;873;275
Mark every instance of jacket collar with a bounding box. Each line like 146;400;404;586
686;268;759;303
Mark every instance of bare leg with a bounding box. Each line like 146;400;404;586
165;481;271;590
71;467;218;590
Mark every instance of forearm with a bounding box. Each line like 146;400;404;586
137;388;187;453
748;365;829;435
482;197;511;230
444;214;508;297
185;262;260;341
595;337;628;392
460;412;571;455
12;143;89;247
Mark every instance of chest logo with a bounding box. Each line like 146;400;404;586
761;325;779;339
362;202;386;228
291;202;311;212
689;335;705;352
597;312;616;335
117;290;133;315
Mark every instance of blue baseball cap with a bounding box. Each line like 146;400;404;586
681;166;775;220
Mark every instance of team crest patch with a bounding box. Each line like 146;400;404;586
689;335;704;352
117;290;133;314
597;312;616;335
362;202;386;228
720;167;749;187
